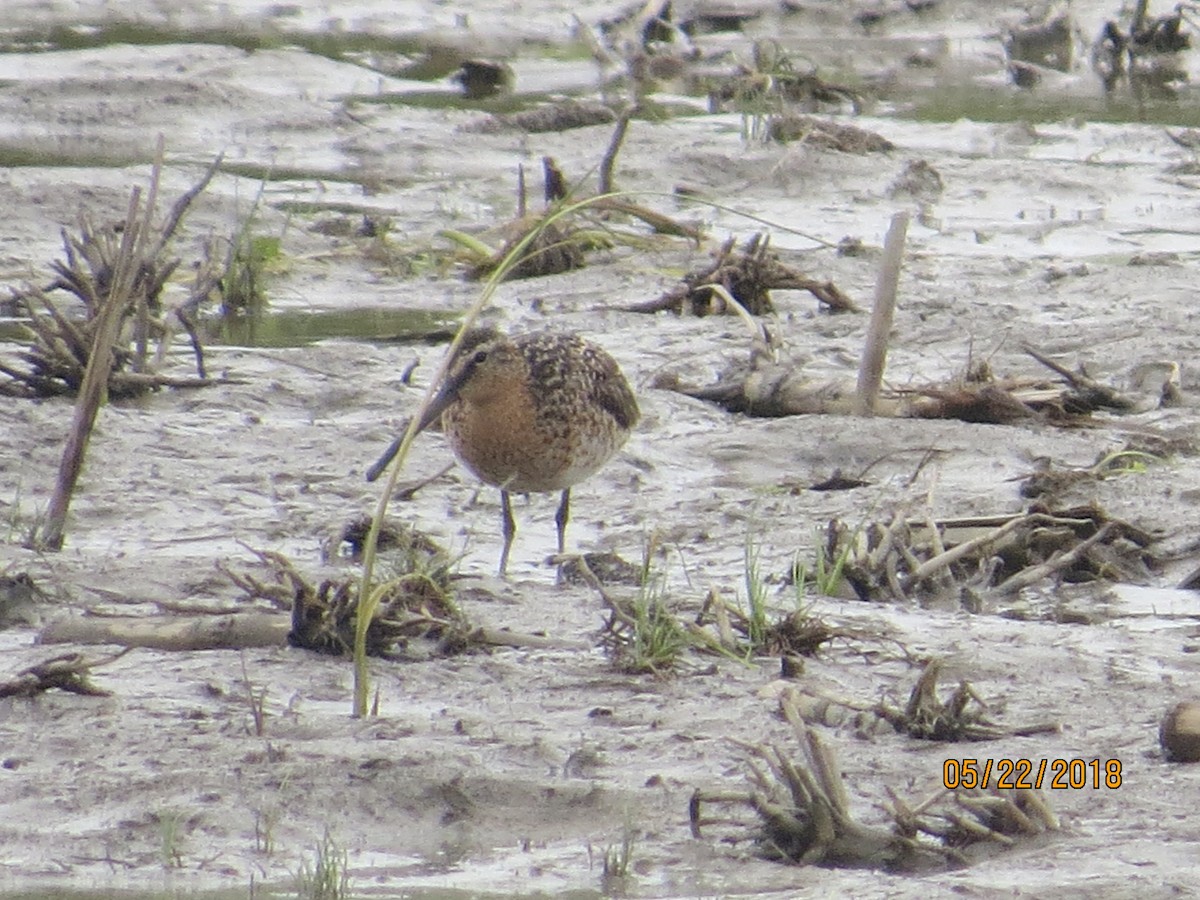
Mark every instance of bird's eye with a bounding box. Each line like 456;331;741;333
472;349;488;365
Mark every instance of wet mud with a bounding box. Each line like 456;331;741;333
4;1;1200;897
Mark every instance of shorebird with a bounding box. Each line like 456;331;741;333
367;329;639;574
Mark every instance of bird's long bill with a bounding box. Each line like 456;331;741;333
415;378;461;433
364;377;461;483
364;425;408;483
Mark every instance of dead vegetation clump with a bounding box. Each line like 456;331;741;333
709;73;864;118
288;570;468;660
1160;700;1200;762
225;532;585;661
6;151;247;550
761;608;837;657
567;548;842;674
469;216;587;281
0;649;126;699
690;695;1059;870
876;660;1060;742
766;115;894;152
446;149;701;283
0;156;225;400
692;586;838;659
465;99;617;134
335;515;454;571
659;218;1159;421
556;550;645;586
812;503;1157;606
1093;1;1192;92
1019;445;1167;501
599;0;764;43
626;232;856;316
703;38;863;118
450;59;513;99
602;583;839;672
221;539;471;660
1006;13;1075;73
597;579;693;675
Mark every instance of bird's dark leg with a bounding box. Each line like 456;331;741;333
499;489;516;575
555;489;571;555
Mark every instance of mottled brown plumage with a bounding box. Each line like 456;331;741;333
370;330;639;574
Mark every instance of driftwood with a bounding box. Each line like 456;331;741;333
467;100;617;135
38;613;287;651
626;233;855;316
678;361;1114;422
660;220;1154;422
35;609;582;654
672;324;1146;422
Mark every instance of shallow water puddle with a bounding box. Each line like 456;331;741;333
1106;583;1200;621
204;307;456;348
905;79;1200;127
1;308;454;349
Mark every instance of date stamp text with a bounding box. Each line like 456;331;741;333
942;758;1122;790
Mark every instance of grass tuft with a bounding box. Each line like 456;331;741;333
792;527;852;601
294;829;351;900
601;820;637;884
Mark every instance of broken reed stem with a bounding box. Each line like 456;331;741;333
517;162;527;218
40;186;146;551
599;104;636;195
855;211;909;416
150;151;223;261
1131;0;1150;34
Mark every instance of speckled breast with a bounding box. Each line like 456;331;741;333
443;396;629;494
